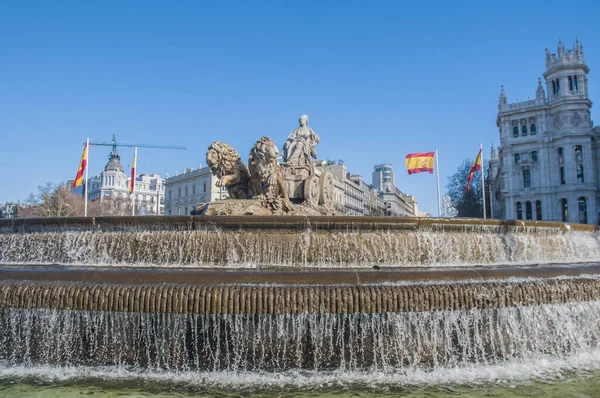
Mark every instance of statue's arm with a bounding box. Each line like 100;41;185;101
310;128;320;144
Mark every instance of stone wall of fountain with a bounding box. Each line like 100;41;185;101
1;216;598;267
1;216;600;371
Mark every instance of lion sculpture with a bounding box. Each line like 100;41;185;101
248;136;288;202
206;141;251;199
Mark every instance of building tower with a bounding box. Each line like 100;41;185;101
372;163;395;193
496;39;597;224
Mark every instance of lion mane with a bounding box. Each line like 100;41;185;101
206;141;251;199
248;136;288;200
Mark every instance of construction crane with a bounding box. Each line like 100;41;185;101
89;134;186;152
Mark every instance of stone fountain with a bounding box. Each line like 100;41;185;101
1;116;600;376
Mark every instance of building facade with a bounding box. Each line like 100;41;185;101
86;148;166;215
163;166;225;216
494;39;599;224
372;163;395;193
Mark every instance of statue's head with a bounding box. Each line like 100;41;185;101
206;141;240;171
299;114;309;127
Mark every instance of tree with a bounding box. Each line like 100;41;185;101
25;182;87;217
446;159;490;218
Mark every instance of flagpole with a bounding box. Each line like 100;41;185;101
480;143;486;219
435;149;441;217
84;137;89;217
131;147;137;216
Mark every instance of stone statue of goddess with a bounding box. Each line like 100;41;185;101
282;114;321;169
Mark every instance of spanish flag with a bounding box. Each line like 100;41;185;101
72;143;88;188
406;152;435;175
129;149;137;193
466;149;482;192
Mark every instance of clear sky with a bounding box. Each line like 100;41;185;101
1;0;599;215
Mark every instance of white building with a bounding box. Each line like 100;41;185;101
372;163;395;193
494;39;599;224
163;166;225;216
317;162;417;217
86;148;166;215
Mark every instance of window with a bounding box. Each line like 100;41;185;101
169;190;172;200
532;151;538;162
178;188;181;198
185;187;188;196
514;153;520;164
552;80;556;95
556;79;560;94
522;125;528;135
558;147;564;157
578;197;588;224
536;200;542;221
569;76;573;91
530;124;536;133
573;75;578;90
561;198;568;222
574;145;583;161
523;169;531;188
203;183;207;193
513;126;519;137
560;167;566;184
577;164;584;183
184;207;188;215
516;202;523;220
193;185;196;195
168;209;172;216
525;201;532;220
177;206;181;215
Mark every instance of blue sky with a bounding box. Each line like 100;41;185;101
1;0;599;215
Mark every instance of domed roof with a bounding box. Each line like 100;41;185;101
104;150;124;173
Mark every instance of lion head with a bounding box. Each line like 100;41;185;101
206;141;241;177
248;136;279;176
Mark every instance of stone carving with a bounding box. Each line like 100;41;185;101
282;114;320;173
206;141;251;199
248;136;290;210
570;112;583;127
554;115;563;129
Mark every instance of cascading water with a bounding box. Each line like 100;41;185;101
1;216;600;395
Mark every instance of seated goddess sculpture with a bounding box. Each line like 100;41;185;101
282;114;320;172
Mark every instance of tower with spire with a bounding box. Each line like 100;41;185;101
495;39;598;224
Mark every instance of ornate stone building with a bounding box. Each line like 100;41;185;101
494;39;599;224
87;148;166;215
163;166;224;216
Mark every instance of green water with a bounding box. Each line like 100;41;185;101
2;372;600;397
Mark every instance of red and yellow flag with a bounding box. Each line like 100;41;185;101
466;149;482;192
129;150;137;193
405;152;435;175
72;143;88;188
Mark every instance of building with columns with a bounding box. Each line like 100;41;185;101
493;39;599;224
86;148;166;215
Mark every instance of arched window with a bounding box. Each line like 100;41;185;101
522;125;528;135
525;201;532;220
561;198;568;222
536;200;542;221
532;151;538;162
578;197;588;224
577;164;584;183
573;75;578;90
569;76;573;91
516;202;522;220
530;124;536;133
513;126;519;137
514;153;520;164
523;169;531;188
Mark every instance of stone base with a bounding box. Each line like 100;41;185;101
197;199;341;216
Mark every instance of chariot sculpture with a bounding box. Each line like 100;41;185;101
205;114;335;214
